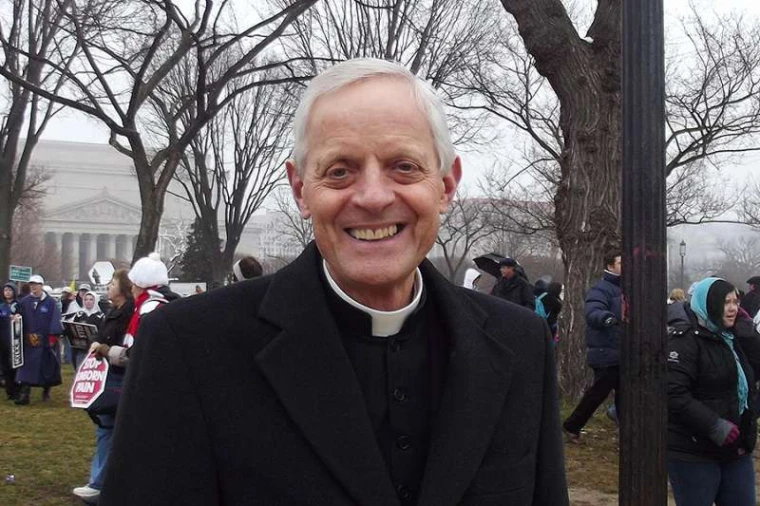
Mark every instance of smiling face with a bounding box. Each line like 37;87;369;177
287;77;460;310
722;290;739;328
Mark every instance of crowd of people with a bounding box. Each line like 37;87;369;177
0;252;264;503
468;247;760;506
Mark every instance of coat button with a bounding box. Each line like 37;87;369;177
396;484;412;500
393;387;407;403
389;338;401;352
396;435;411;450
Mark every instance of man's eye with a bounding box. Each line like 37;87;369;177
327;167;349;179
395;162;419;173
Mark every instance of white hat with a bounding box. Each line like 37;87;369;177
28;274;44;284
128;252;169;289
78;283;91;291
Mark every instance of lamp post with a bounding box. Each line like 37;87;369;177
621;0;667;503
679;240;686;289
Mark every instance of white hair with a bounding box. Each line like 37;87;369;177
291;58;456;176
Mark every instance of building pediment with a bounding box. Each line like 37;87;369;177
44;190;142;224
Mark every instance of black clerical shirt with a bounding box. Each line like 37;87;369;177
323;280;449;506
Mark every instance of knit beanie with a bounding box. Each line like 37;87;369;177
128;252;169;289
706;279;736;329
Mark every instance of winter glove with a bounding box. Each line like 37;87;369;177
603;316;619;327
708;418;740;447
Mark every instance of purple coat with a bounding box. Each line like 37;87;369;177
15;293;63;386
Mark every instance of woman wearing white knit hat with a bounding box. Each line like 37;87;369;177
89;253;169;369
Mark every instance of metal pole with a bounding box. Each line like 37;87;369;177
680;254;684;289
620;0;667;505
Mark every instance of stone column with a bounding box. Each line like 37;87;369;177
87;234;98;266
105;234;116;260
70;233;80;280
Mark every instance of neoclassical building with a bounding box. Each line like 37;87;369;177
29;139;296;283
42;190;142;278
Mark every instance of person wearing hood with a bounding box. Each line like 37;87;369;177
742;276;760;319
231;256;263;282
14;275;63;405
462;268;481;291
0;282;20;400
543;282;564;342
63;290;105;371
667;277;760;506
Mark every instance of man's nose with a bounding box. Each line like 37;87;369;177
351;163;395;211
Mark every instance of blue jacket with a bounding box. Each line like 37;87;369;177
0;283;19;347
584;271;622;367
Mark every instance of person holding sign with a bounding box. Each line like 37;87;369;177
14;275;63;405
63;291;105;371
71;269;135;503
0;282;20;401
100;59;567;506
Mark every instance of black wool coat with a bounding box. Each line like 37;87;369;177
99;243;568;506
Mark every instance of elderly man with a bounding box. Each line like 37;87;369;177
14;275;63;405
100;59;567;506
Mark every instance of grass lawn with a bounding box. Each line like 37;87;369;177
0;368;92;506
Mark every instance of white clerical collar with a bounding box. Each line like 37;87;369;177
322;260;424;337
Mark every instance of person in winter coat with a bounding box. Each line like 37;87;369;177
563;250;622;439
14;275;63;405
490;257;535;310
667;277;760;506
72;270;135;503
63;291;105;371
0;282;20;400
544;282;563;341
232;256;263;282
462;268;482;291
94;253;169;368
742;276;760;318
60;287;76;315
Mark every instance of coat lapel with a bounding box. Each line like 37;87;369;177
417;262;515;506
255;244;399;506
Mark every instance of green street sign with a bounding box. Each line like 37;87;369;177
9;265;32;282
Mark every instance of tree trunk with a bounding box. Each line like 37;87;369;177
500;0;621;398
133;194;164;264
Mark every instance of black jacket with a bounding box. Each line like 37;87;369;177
99;243;568;506
584;272;622;367
542;294;562;328
96;298;134;348
667;308;759;461
490;275;535;310
742;289;760;319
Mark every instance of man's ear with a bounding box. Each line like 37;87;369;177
439;156;462;213
286;160;311;219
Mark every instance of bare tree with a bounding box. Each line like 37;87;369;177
173;78;293;285
157;218;189;278
0;0;77;286
712;234;760;288
434;193;492;282
281;0;499;147
0;0;318;263
456;4;760;396
271;188;313;251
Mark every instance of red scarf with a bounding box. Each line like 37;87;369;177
126;289;152;339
